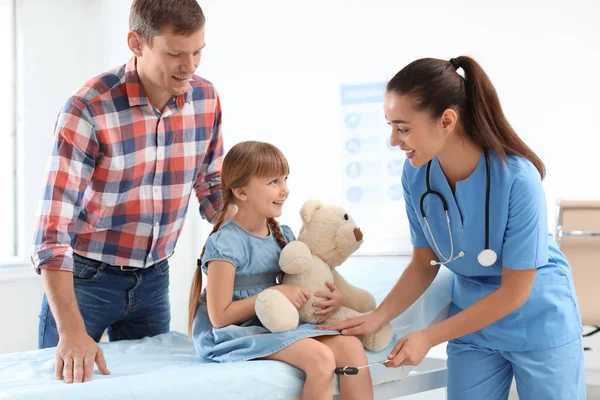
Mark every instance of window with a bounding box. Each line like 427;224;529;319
0;0;16;262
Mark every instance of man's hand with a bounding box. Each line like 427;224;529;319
41;269;111;384
55;331;110;383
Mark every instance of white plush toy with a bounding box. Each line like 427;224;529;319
255;199;393;352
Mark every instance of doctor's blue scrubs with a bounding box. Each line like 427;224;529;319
402;151;586;400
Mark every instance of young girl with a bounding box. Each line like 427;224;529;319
188;141;374;400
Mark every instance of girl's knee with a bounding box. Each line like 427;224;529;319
305;343;336;376
334;335;367;358
336;335;364;351
330;335;367;364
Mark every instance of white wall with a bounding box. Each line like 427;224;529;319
1;0;599;353
0;0;17;260
198;0;600;233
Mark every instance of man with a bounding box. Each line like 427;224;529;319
32;0;223;384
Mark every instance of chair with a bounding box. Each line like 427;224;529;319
556;200;600;350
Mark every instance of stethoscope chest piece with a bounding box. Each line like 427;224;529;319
477;249;497;267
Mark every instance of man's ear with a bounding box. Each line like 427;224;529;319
127;30;144;57
231;187;248;202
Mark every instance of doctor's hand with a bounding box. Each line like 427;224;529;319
316;311;386;335
313;282;343;323
385;330;433;368
56;330;110;383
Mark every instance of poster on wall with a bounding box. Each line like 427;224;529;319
340;83;412;255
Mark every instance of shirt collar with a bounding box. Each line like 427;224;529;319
125;57;148;108
125;57;192;110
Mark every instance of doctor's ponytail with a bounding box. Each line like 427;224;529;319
387;56;545;179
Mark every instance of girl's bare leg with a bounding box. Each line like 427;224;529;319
260;338;336;400
315;335;374;400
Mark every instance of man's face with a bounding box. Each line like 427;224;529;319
136;26;205;97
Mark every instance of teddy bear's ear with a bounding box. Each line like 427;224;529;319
300;199;323;224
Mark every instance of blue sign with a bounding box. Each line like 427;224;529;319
346;187;362;203
341;83;386;105
346;162;361;178
345;138;361;154
345;113;361;129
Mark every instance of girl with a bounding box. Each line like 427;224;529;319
320;57;586;399
188;141;374;400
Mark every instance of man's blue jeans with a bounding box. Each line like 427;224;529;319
39;253;171;348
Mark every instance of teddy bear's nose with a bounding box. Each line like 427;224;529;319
354;228;363;242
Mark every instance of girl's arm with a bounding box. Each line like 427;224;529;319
423;267;536;346
206;260;259;328
206;260;311;328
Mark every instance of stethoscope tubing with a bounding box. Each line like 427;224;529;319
419;150;495;266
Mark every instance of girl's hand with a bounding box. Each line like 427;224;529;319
313;282;343;323
385;330;433;368
272;284;311;308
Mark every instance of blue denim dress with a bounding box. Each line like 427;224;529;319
192;221;339;362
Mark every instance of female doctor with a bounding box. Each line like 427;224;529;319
319;56;586;399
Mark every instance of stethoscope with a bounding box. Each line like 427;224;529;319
419;149;498;267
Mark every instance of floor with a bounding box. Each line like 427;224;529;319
394;327;600;399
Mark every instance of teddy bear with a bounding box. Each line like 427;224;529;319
255;199;393;352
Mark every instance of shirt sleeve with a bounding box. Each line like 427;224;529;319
280;225;296;243
194;87;224;223
201;230;244;274
402;166;430;248
501;166;549;270
31;98;99;274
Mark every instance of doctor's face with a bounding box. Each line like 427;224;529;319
384;92;446;168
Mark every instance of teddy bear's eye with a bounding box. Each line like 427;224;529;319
344;214;349;221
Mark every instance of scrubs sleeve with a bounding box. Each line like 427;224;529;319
402;167;430;248
502;166;548;270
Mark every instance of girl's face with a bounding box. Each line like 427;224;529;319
384;92;451;168
238;174;289;218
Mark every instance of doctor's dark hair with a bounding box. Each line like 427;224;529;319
387;56;546;179
188;141;290;337
129;0;205;41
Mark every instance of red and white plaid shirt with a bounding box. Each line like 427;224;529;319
32;57;223;273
